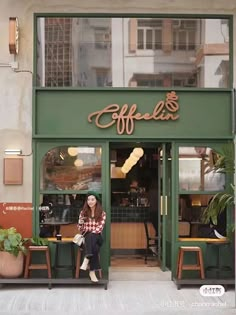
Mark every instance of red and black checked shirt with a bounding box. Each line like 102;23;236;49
78;211;106;234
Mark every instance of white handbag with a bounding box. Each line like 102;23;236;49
73;233;85;247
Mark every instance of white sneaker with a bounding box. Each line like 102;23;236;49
80;257;89;270
89;271;98;282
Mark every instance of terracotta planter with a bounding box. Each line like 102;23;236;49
0;252;24;278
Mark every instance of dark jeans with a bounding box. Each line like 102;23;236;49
84;232;103;271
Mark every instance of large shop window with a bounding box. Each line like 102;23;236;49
36;17;230;88
178;146;226;239
39;146;102;238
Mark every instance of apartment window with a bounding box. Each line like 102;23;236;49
173;79;184;87
172;74;197;87
37;17;230;88
137;19;162;50
135;75;163;87
96;69;110;87
95;29;110;49
173;20;197;51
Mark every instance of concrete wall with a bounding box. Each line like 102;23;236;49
0;0;235;205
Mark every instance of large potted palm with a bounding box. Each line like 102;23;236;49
202;143;235;236
0;227;27;278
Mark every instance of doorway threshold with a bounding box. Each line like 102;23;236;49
109;267;171;281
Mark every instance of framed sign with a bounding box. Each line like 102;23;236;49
3;158;23;185
9;17;19;54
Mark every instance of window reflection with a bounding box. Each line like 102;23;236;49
36;17;230;88
179;146;225;191
178;194;226;239
39;193;87;238
41;146;102;191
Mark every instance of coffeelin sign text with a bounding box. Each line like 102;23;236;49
88;91;179;135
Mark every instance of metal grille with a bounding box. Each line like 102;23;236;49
45;18;72;86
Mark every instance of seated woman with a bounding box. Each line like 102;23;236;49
78;191;106;282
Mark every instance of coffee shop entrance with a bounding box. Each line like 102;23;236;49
110;142;171;270
109;142;231;272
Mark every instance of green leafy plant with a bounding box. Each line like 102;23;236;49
0;227;27;257
204;143;234;175
202;143;234;228
30;236;49;246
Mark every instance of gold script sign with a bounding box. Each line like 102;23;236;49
88;91;179;135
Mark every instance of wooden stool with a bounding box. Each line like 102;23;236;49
177;246;205;280
75;249;102;279
24;245;51;278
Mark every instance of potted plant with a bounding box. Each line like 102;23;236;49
0;227;27;278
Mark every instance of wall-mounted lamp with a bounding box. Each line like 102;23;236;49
5;149;22;155
9;17;19;55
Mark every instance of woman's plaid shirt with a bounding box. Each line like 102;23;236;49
78;211;106;234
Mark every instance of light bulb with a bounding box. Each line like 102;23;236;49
74;159;84;167
68;147;79;156
130;152;139;162
132;147;144;158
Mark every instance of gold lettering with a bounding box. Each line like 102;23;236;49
88;91;179;135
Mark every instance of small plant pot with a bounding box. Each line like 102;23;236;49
0;252;24;278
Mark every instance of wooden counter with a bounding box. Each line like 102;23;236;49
178;237;228;242
111;222;155;249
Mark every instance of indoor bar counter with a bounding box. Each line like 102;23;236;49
111;206;153;254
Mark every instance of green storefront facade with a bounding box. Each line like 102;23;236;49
33;14;234;282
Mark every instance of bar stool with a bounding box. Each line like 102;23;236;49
53;240;75;277
177;246;205;280
75;249;102;279
205;241;233;278
24;245;52;278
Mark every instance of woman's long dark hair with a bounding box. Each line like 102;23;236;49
81;197;103;222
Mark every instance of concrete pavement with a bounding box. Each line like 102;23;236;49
0;268;234;315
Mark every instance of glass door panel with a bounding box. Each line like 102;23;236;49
178;144;228;239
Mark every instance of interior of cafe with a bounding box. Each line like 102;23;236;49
109;145;159;266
